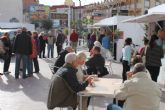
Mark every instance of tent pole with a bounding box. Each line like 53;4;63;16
113;25;115;58
156;22;162;29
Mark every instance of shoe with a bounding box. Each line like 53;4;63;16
15;76;19;79
22;75;28;79
33;71;39;74
27;74;33;77
0;73;3;75
3;71;11;74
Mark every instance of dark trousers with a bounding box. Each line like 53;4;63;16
57;45;62;56
3;53;11;72
39;47;45;58
122;60;130;82
146;66;160;82
33;57;39;72
15;54;28;78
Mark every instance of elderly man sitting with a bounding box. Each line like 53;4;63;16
53;46;74;73
107;63;161;110
47;53;93;110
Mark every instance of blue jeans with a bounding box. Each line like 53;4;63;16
27;57;33;75
107;104;123;110
47;44;54;58
15;54;28;78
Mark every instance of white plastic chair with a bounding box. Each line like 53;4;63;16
105;57;114;75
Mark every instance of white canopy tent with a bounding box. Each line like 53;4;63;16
86;24;100;29
148;4;165;13
92;16;145;62
122;4;165;85
122;4;165;27
93;16;134;26
122;12;165;24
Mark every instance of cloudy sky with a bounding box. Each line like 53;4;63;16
39;0;104;6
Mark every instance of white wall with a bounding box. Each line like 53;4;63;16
118;23;145;46
0;0;23;22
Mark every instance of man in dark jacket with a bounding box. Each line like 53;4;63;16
47;53;93;110
39;32;46;58
13;27;32;79
53;46;73;73
86;46;109;77
56;30;65;55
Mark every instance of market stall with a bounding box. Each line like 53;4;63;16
93;15;145;62
122;4;165;85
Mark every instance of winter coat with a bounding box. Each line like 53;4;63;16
47;74;77;109
145;45;164;67
70;32;78;42
1;36;12;55
39;35;46;50
115;72;161;110
30;38;37;59
13;32;32;55
86;54;108;77
56;33;65;46
34;37;40;54
48;64;88;110
53;50;68;73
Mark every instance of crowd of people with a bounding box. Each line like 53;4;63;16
48;29;165;110
112;29;165;110
0;27;67;78
0;26;165;110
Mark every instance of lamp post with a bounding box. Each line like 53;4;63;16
79;0;82;30
65;0;73;41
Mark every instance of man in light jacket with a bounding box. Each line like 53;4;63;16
107;63;161;110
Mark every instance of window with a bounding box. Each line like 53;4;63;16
155;0;160;6
144;0;150;10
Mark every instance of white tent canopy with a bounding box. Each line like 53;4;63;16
122;12;165;23
93;16;134;26
148;4;165;14
122;4;165;23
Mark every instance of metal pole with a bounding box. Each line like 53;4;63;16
68;5;71;43
79;0;82;30
113;25;115;58
156;22;162;29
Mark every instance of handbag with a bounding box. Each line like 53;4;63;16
0;40;6;57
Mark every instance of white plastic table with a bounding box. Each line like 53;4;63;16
78;78;122;110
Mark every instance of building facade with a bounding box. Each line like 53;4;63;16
0;0;23;22
23;0;39;13
50;5;72;28
83;0;165;24
29;4;50;21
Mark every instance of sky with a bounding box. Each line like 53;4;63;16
39;0;104;6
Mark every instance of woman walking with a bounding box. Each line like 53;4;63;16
122;38;133;82
145;34;164;82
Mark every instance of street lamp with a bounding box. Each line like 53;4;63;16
64;0;73;41
79;0;82;30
